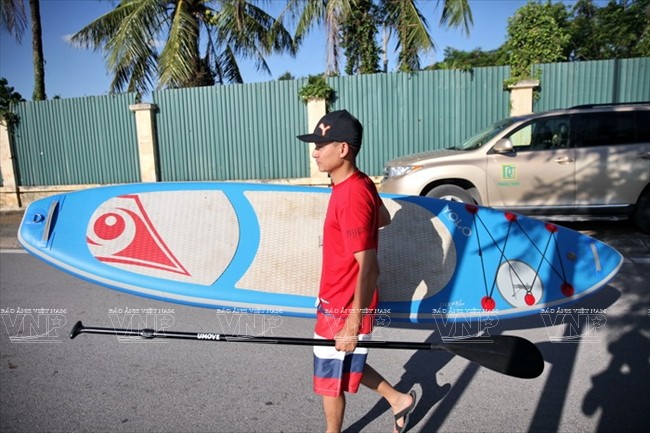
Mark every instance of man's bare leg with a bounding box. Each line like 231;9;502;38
361;364;415;432
322;394;346;433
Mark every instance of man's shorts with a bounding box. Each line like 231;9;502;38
312;332;371;397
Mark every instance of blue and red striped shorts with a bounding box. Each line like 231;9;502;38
313;332;371;397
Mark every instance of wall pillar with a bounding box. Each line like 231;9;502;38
0;121;20;209
305;98;329;182
508;79;540;116
129;103;159;182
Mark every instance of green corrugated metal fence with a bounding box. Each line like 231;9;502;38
10;93;139;186
152;66;511;180
5;58;649;187
152;80;308;181
535;58;650;111
328;66;511;176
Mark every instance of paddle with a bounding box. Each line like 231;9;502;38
70;321;544;378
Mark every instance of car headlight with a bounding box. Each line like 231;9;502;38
383;165;422;179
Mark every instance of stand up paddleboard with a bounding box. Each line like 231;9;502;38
17;182;623;322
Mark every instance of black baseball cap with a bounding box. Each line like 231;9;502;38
297;109;363;148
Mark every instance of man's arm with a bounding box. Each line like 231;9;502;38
335;249;379;352
378;202;391;228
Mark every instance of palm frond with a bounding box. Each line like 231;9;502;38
72;0;166;93
293;0;326;43
213;45;243;84
210;0;294;82
0;0;27;42
111;46;158;95
158;0;201;88
438;0;473;36
216;0;294;55
384;0;433;71
71;0;298;92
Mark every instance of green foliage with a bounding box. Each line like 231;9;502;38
425;0;649;72
0;77;25;126
183;56;216;88
71;0;296;94
428;46;507;70
382;0;434;72
383;0;474;72
634;1;650;56
290;0;473;75
340;0;381;75
568;0;650;60
503;1;570;87
278;72;295;81
298;75;333;103
568;0;600;61
635;22;650;57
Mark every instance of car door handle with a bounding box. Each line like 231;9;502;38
553;156;574;164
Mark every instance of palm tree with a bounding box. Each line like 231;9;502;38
284;0;473;75
382;0;473;72
28;0;45;99
283;0;352;75
0;0;46;100
71;0;295;95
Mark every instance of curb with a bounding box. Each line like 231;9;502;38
0;238;21;249
0;210;24;250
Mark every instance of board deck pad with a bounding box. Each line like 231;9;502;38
18;182;623;322
87;191;238;285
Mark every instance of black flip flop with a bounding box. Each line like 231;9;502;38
394;389;417;433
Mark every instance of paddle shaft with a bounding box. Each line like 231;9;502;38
71;321;436;349
70;321;544;378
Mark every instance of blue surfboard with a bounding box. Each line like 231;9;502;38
17;182;623;322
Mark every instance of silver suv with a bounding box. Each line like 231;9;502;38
380;103;650;233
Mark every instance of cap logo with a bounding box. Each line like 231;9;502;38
318;123;331;136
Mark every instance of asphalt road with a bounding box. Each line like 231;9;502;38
1;213;648;432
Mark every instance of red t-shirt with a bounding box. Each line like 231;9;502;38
316;171;381;337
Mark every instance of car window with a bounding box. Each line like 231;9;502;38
572;110;650;147
460;118;517;150
506;116;570;151
638;111;650;142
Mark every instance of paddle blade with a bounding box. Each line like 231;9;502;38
440;335;545;379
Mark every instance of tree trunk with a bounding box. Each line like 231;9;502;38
29;0;46;100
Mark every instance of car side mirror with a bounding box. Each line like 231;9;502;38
492;138;514;154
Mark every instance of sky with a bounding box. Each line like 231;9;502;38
0;0;597;102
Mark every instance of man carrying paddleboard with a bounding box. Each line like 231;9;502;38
298;110;417;433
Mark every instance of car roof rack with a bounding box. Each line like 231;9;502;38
571;101;650;109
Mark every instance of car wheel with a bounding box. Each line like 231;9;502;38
426;185;474;203
632;188;650;234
